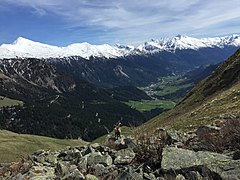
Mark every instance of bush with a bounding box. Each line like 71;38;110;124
199;118;240;152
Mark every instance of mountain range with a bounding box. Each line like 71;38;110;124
0;34;240;60
1;34;240;141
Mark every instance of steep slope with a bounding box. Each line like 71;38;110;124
50;55;171;88
140;48;240;132
0;58;76;99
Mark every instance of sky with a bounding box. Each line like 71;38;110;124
0;0;240;46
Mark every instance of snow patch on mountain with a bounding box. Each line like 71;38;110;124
0;37;125;60
137;34;240;53
0;35;240;59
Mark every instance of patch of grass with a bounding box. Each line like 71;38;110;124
155;83;192;97
140;75;193;102
126;100;175;112
0;96;23;108
0;130;87;163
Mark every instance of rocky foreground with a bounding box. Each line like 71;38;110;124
0;120;240;180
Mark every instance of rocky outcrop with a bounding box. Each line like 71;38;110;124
161;146;240;180
1;141;153;180
1;125;240;179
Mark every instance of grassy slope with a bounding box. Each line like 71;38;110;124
126;100;175;112
0;130;87;163
0;96;23;108
137;49;240;134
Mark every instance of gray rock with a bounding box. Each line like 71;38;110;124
45;153;58;165
175;174;186;180
11;173;24;180
81;145;95;156
92;164;105;176
114;148;135;165
117;166;143;180
144;172;156;180
233;150;240;160
185;171;203;180
124;137;138;149
90;143;101;149
55;161;71;176
27;165;55;179
167;131;182;143
162;146;240;179
87;152;112;167
85;174;98;180
78;155;88;173
167;130;196;146
62;165;85;180
33;154;46;164
58;148;82;161
156;177;166;180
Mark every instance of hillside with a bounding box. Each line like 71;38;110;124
140;48;240;132
0;58;149;141
0;130;87;163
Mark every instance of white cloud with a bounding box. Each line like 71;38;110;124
1;0;240;44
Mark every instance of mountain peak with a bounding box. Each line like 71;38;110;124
13;37;30;43
0;34;240;59
175;34;188;39
137;34;240;52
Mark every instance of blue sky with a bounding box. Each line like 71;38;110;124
0;0;240;46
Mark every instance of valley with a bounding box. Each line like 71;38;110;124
137;48;240;133
0;35;239;142
0;38;239;179
1;1;240;178
124;75;191;114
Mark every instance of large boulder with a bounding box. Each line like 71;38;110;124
24;165;56;179
161;146;240;179
58;147;82;162
116;166;143;180
87;152;113;167
114;148;135;165
61;165;85;180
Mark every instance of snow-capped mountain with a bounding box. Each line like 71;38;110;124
0;34;240;59
0;37;127;59
136;34;240;53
